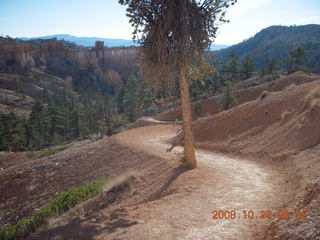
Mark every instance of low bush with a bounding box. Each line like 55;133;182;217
0;178;110;240
39;145;69;158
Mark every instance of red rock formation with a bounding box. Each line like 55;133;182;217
94;41;104;50
0;42;35;69
103;48;137;65
105;69;123;88
65;76;73;89
1;39;138;90
41;40;67;58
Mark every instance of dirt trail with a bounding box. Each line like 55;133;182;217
100;124;291;240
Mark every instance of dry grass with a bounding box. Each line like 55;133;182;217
305;86;320;109
47;171;136;230
259;91;271;100
0;177;112;239
281;110;290;120
285;83;296;91
270;152;291;162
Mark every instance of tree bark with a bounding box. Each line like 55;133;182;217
179;67;197;168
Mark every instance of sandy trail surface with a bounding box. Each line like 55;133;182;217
98;124;291;240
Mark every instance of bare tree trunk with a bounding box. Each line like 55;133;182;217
179;67;197;168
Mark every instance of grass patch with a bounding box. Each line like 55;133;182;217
26;144;72;160
0;178;110;240
39;145;69;158
26;151;36;159
174;119;183;125
306;86;320;109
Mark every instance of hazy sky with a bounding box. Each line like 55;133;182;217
1;0;320;45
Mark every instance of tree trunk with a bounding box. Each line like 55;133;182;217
179;67;197;168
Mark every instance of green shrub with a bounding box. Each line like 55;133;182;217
39;145;69;158
26;152;35;159
194;104;203;117
0;178;110;240
174;119;183;125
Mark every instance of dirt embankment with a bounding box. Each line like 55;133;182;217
29;125;292;240
187;80;320;157
176;79;320;239
156;71;319;121
130;77;320;239
1;73;319;239
0;136;178;231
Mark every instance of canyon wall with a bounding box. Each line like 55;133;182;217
0;39;138;89
0;42;35;70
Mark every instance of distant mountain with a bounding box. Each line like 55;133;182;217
20;34;139;47
214;24;320;70
210;44;230;51
20;34;229;50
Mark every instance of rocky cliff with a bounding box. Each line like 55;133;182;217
0;42;35;71
0;39;138;89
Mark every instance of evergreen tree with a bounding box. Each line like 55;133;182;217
288;46;307;73
10;121;27;151
15;78;22;96
78;100;90;138
223;52;241;83
222;80;237;110
120;0;236;168
122;76;143;122
41;105;51;146
242;56;255;79
189;62;216;98
265;57;278;75
29;101;45;149
0;114;12;151
70;102;80;139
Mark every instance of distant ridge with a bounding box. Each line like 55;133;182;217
210;44;230;51
19;34;139;48
214;24;320;70
19;34;229;50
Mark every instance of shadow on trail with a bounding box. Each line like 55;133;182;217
106;208;138;233
27;216;103;240
28;210;138;240
144;166;189;203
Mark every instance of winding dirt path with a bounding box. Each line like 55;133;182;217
100;124;291;240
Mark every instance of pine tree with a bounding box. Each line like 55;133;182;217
223;52;241;83
266;57;278;75
0;114;10;151
70;102;80;139
41;105;51;146
122;76;143;122
242;56;255;79
288;46;307;73
29;101;45;149
119;0;236;168
223;80;237;110
10;121;27;151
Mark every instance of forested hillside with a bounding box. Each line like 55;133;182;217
214;24;320;71
1;24;320;152
0;37;154;151
20;34;230;50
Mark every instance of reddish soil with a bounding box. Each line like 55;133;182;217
156;71;319;121
175;78;320;239
1;73;319;239
186;80;320;158
0;138;175;230
29;125;293;240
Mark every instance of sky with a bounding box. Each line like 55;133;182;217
0;0;320;45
